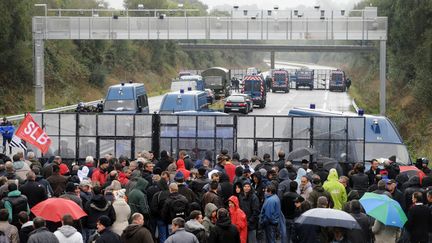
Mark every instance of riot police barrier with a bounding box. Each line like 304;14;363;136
27;113;365;164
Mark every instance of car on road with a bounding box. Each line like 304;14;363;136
230;94;253;113
224;95;250;114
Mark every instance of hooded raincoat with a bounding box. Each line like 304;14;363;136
127;178;150;217
323;168;347;210
176;159;191;180
228;196;247;243
202;203;218;237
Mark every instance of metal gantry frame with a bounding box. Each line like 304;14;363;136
32;6;388;114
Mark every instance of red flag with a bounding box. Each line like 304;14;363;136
15;113;51;154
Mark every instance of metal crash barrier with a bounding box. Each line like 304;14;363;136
28;113;365;163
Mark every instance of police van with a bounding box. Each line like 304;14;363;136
159;89;209;114
242;75;267;108
103;82;149;114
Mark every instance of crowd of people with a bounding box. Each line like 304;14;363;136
0;148;430;243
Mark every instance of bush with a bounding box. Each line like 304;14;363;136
89;65;107;87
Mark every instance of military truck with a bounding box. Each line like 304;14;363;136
201;67;231;100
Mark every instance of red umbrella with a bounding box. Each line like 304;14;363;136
31;198;87;222
399;166;426;183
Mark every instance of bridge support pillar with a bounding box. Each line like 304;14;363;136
34;38;45;111
379;40;386;115
270;51;275;69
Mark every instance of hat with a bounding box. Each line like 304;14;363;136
388;155;396;162
174;171;184;181
387;179;397;184
198;167;207;176
242;180;251;187
80;179;92;187
97;215;112;227
294;196;305;203
243;168;251;174
312;177;322;185
65;182;79;192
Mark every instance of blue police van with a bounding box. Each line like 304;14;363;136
103;82;149;114
159;89;209;114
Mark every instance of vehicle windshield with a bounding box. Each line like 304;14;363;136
227;96;245;102
332;73;343;82
104;100;135;111
160;95;196;112
274;73;286;80
244;81;261;91
365;143;411;165
205;76;223;86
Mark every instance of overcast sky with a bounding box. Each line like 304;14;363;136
105;0;363;11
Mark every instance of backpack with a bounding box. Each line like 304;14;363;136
0;230;10;243
169;198;188;221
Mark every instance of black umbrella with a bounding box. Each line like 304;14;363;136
316;156;343;176
287;147;317;161
295;208;361;229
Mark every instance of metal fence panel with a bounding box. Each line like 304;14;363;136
116;115;134;136
98;115;115;136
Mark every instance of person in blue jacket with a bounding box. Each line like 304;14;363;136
0;117;13;154
259;184;286;243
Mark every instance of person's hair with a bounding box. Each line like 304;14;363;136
413;191;423;202
317;196;328;208
371;159;378;163
356;163;365;173
266;184;276;194
350;200;361;213
289;181;298;192
33;217;46;229
263;153;271;160
169;183;178;192
179;150;187;157
301;175;309;182
277;150;285;158
114;163;122;171
211;173;220;179
210;181;219;190
377;180;386;190
85;156;94;164
12;154;20;162
27;151;35;160
62;214;74;226
8;183;17;192
300;200;312;213
172;217;185;228
161;171;170;178
0;209;8;221
232;152;240;161
32;166;41;175
131;213;144;222
18;211;28;224
52;164;60;173
26;171;36;181
189;210;202;220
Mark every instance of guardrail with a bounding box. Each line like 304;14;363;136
6;100;102;122
352;98;359;113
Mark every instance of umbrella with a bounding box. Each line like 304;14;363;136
316;156;343;176
359;192;407;228
399;166;426;182
287;147;317;161
295;208;361;229
31;198;87;222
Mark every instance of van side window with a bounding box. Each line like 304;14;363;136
138;94;148;108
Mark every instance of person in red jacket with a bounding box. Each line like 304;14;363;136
223;156;236;183
176;159;190;180
92;158;109;187
228;195;247;243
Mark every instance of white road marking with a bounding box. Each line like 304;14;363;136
277;92;298;114
323;91;329;110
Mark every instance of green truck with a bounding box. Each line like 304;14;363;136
201;67;231;100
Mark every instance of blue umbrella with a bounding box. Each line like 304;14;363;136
359;192;407;228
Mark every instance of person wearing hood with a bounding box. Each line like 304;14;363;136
2;183;30;228
223;156;236;183
251;172;265;204
125;169;141;195
83;186;116;242
176;159;191;180
128;177;150;219
54;214;83;243
277;168;291;199
233;166;244;185
209;208;240;243
12;154;31;182
228;196;247;243
239;180;260;243
202;203;218;237
185;210;207;243
155;150;171;172
111;189;131;236
323;168;347;210
308;176;333;208
314;161;329;184
121;213;154;243
219;173;233;204
402;175;424;212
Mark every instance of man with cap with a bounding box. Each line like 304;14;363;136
92;158;109;187
308;176;333;208
175;171;196;203
386;179;403;206
239;180;260;243
94;215;121;243
385;155;400;179
79;179;93;206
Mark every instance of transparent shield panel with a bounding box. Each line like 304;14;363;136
79;137;96;158
291;139;310;161
255;117;273;138
237;117;254;138
116;140;132;159
60;114;76;136
236;139;254;160
160;138;176;157
44;113;60;136
45;136;59;157
293;117;310;139
116;115;134;136
313;117;330;139
198;116;215;138
274;117;292;139
135;138;152;157
197;139;215;160
178;139;196;154
330;140;348;163
98;115;115;136
79;114;96;136
160;125;177;138
217;116;233;125
99;139;115;158
56;137;76;159
348;141;364;163
161;115;177;124
216;127;233;138
216;138;233;157
135;115;152;137
331;117;347;140
274;141;291;160
348;117;365;140
314;140;331;158
179;116;197;138
257;141;273;160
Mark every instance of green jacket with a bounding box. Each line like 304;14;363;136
3;190;30;223
127;178;150;216
323;169;347;210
